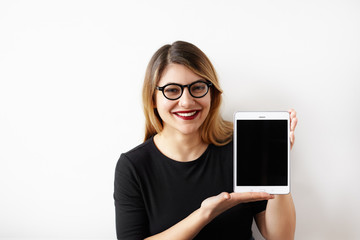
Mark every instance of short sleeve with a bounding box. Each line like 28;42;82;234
114;154;149;240
251;200;268;215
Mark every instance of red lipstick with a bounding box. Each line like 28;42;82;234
173;110;200;120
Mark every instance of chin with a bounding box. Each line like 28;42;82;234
176;126;202;136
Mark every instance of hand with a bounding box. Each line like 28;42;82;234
288;109;298;150
200;192;274;220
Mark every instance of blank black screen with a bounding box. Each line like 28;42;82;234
236;120;288;186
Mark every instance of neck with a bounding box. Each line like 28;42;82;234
154;131;208;162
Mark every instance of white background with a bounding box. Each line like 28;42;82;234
1;0;359;239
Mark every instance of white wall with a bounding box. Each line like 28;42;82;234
1;0;359;239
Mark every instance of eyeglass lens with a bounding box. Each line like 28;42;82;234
163;82;209;99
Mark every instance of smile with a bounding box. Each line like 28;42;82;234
173;110;200;120
176;111;197;117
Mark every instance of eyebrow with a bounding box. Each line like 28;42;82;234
160;79;207;86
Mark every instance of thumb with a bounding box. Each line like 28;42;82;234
219;192;231;200
201;192;231;209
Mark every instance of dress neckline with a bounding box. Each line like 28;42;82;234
150;136;211;165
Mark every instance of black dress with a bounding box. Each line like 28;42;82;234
114;137;267;240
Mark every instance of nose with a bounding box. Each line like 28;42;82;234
178;87;195;108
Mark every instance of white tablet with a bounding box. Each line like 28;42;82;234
234;111;290;194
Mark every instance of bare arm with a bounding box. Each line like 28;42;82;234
255;194;296;240
145;192;274;240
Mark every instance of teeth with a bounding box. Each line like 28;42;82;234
176;111;197;117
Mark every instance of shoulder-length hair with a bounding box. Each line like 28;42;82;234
142;41;233;146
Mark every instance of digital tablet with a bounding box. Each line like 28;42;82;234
234;111;290;194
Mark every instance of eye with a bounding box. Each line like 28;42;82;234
163;85;182;98
191;82;207;93
165;86;181;93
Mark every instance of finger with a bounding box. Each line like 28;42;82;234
230;192;274;203
288;109;297;118
249;192;275;201
288;109;298;132
291;116;298;131
290;131;295;149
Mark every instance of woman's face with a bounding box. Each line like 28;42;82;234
155;63;211;137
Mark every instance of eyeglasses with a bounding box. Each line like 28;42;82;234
156;80;212;100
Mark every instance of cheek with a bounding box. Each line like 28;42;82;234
154;93;165;109
200;96;212;120
200;95;211;110
155;94;174;114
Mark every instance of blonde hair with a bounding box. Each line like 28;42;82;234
142;41;233;146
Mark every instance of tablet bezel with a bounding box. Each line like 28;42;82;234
233;111;290;194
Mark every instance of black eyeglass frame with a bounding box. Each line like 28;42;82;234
156;80;213;100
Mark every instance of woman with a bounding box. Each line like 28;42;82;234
114;41;297;240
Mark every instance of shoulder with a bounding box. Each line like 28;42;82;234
210;140;233;155
124;138;154;159
116;138;155;171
